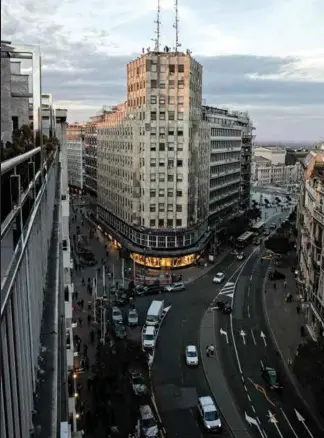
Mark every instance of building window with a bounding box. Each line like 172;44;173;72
168;96;175;104
159;143;165;151
178;112;184;120
151;80;157;88
168;129;174;136
150;204;156;212
150;189;156;197
169;64;175;74
150;142;156;151
159;96;165;104
177;129;183;136
167;219;173;227
178;64;184;73
159;203;165;212
159;127;165;137
168;159;174;168
150;173;156;182
176;190;183;197
168;142;174;151
167;188;173;196
176;204;182;212
150;219;156;227
159;158;165;167
167;204;173;212
160;81;166;89
12;116;19;131
151;111;157;121
178;79;184;89
168;111;175;121
159;219;164;227
177;159;183;167
168;174;174;182
178;96;184;104
150;158;156;167
151;128;156;136
177;174;183;182
176;219;182;226
160;112;166;120
151;95;157;104
159;173;165;182
169;80;175;89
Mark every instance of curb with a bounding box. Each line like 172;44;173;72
261;261;324;433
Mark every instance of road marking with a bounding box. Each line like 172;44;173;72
252;405;256;413
244;385;248;392
219;281;235;299
241;375;245;383
295;409;315;438
248;378;276;408
260;331;267;346
250;275;253;281
280;408;299;438
260;360;264;369
268;410;284;438
240;329;247;345
220;328;229;344
247;304;251;318
245;412;266;438
247;394;251;401
250;328;257;345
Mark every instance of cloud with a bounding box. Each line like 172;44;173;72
1;0;324;142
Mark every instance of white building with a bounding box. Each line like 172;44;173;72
254;146;286;165
96;49;211;268
67;139;84;191
202;106;254;229
297;144;324;341
252;154;300;186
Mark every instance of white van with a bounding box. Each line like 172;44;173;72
142;326;156;350
198;396;222;432
146;300;164;326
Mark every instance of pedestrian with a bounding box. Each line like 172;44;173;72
81;299;84;309
284;280;287;289
296;305;301;315
74;291;78;301
82;278;85;285
274;283;276;290
87;314;92;325
78;317;83;326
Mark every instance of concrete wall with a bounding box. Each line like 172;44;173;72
1;52;12;144
11;75;30;127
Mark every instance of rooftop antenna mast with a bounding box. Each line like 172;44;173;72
153;0;161;52
174;0;181;52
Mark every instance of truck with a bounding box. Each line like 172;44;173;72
146;300;164;326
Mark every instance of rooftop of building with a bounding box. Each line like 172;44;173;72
254;146;286;152
254;155;271;163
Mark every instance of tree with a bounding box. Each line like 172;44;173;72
265;235;291;254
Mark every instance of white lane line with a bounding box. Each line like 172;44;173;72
244;385;248;392
252;405;256;413
241;375;245;383
247;394;251;401
250;328;257;345
280;408;300;438
262;429;268;438
260;360;264;369
247;304;251;318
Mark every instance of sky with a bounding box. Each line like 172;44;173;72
2;0;324;142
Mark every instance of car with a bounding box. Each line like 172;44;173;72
113;322;127;339
136;284;165;296
139;405;159;438
261;364;283;391
165;282;185;292
130;371;148;396
142;326;156;350
213;272;225;284
112;306;123;324
236;252;244;260
185;345;199;367
128;308;139;326
197;396;222;432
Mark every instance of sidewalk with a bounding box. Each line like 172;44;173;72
263;256;324;426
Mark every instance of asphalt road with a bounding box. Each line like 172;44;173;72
216;248;323;437
149;252;249;438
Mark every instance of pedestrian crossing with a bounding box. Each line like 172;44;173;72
218;281;235;299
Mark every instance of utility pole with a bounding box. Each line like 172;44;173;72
102;264;106;344
121;258;125;288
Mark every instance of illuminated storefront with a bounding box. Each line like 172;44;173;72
130;252;200;269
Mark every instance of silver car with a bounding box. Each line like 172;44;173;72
128;308;138;326
112;306;123;324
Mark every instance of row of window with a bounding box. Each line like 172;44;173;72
148;142;183;152
150;173;184;182
150;158;184;167
150;127;184;137
149;218;183;227
211;128;241;137
151;79;185;89
150;110;183;121
150;95;184;105
150;188;182;197
149;203;183;212
211;140;241;149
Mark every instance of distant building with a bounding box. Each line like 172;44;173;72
66;123;85;192
254;146;286;165
29;93;55;138
285;148;309;165
297;143;324;341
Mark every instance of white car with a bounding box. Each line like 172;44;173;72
128;308;139;326
198;396;222;432
236;252;244;261
142;326;156;350
165;282;185;292
185;345;199;367
112;306;123;324
213;272;225;284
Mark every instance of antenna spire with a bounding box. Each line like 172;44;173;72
154;0;161;52
174;0;181;52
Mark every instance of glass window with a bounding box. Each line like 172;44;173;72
159;143;165;151
167;204;173;212
176;204;182;212
159;173;165;182
167;219;173;227
151;111;157;121
150;142;156;151
159;159;165;167
167;188;173;196
160;112;165;120
169;80;175;89
151;80;157;88
151;127;156;136
168;174;174;182
150;219;156;226
177;174;183;182
168;111;175;121
159;96;165;104
168;142;174;151
150;189;156;197
150;158;156;167
160;81;166;89
159;188;165;197
168;96;175;104
150;95;157;104
150;204;156;212
176;219;182;226
178;96;184;104
159;203;165;212
169;64;175;74
178;64;184;73
176;190;183;197
177;159;183;167
158;219;164;227
168;159;174;168
178;79;184;89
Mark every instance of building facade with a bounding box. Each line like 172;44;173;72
203;106;253;231
66;123;85;192
297;144;324;342
254;146;286;165
29;94;56;138
84;115;103;204
252;156;300;186
96;50;211;268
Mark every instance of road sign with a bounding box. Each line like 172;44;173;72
261;331;267;346
220;328;229;344
240;329;247;345
295;409;314;438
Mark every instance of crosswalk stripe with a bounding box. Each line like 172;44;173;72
219;281;235;298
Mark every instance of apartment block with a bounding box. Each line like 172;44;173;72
297;143;324;341
66;123;85;192
95;50;211;268
29;93;56;138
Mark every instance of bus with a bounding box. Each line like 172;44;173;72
236;231;255;248
250;220;266;235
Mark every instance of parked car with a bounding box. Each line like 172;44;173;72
112;306;123;324
213;273;225;284
139;405;159;438
165;282;185;292
136;284;165;296
197;396;222;432
142;326;156;350
130;371;148;396
127;308;139;326
268;270;286;280
185;345;199;367
261;363;283;391
115;293;129;306
113;322;127;339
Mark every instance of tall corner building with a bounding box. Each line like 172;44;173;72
96;50;211;268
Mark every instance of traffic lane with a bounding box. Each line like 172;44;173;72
153;254;243;438
236;259;322;437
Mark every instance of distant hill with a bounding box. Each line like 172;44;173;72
254;142;313;150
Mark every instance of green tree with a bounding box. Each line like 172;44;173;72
265;235;291;254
